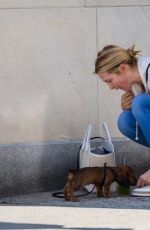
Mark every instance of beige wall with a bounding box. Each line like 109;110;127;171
0;0;150;144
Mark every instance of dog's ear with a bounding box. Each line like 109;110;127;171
126;167;137;185
117;167;125;179
117;166;130;187
126;166;133;179
117;165;137;187
125;165;135;178
120;165;134;175
122;165;132;171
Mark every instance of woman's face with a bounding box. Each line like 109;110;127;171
98;72;132;92
98;64;136;92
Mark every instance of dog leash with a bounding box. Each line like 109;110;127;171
52;186;96;198
52;136;106;198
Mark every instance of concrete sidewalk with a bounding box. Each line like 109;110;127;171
0;191;150;230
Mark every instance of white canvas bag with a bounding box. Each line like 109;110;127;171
79;122;117;193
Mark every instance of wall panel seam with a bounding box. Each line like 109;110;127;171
95;7;100;131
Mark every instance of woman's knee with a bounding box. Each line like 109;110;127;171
117;110;134;137
132;93;147;118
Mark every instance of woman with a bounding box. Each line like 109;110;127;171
95;44;150;188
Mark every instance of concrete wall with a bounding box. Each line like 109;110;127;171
0;0;150;144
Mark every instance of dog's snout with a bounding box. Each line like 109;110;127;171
132;176;137;185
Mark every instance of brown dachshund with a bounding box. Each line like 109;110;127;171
64;164;137;201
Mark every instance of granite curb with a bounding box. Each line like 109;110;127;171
0;139;150;197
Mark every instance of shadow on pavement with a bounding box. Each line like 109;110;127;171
0;222;133;230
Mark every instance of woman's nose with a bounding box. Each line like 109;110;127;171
108;83;114;90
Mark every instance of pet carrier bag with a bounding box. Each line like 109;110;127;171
79;122;117;193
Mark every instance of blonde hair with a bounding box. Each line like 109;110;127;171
95;44;141;74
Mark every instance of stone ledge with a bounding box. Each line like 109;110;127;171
86;0;150;7
0;0;150;9
0;139;149;197
0;0;85;9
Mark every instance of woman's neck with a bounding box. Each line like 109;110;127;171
131;66;142;84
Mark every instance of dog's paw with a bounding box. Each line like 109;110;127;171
64;197;71;201
105;192;112;198
70;197;80;202
97;193;104;197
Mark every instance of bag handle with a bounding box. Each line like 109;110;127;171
85;124;92;151
81;124;92;151
84;125;105;151
81;123;112;151
103;122;112;143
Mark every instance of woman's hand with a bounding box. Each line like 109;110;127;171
121;91;134;110
137;170;150;187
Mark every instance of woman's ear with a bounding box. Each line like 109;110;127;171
119;63;129;73
119;64;127;73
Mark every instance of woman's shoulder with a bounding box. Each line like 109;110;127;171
138;56;150;68
137;56;150;92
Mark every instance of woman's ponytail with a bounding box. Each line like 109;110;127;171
95;44;141;74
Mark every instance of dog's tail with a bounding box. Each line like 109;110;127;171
69;169;77;174
67;170;76;181
104;162;107;167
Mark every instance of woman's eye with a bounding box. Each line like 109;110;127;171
107;80;112;83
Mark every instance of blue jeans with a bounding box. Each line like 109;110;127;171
117;93;150;147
